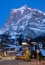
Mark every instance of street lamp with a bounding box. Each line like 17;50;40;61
36;43;39;64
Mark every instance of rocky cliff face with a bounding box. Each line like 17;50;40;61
0;5;45;39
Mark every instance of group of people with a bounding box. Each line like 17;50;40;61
20;46;42;61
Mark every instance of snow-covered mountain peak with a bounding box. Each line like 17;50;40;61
11;5;31;13
10;5;45;20
0;5;45;39
20;5;30;10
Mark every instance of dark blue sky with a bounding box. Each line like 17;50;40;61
0;0;45;28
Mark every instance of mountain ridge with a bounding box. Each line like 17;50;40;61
0;5;45;40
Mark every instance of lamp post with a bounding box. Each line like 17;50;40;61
36;43;39;64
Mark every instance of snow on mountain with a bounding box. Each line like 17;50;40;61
0;5;45;39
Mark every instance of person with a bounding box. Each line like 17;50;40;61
23;47;30;61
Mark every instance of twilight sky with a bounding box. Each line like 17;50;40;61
0;0;45;28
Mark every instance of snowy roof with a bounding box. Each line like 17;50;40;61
40;49;45;56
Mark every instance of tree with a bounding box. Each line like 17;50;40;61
17;34;23;45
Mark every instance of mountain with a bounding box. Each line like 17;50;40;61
0;5;45;40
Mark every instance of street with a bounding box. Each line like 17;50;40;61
0;58;45;65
